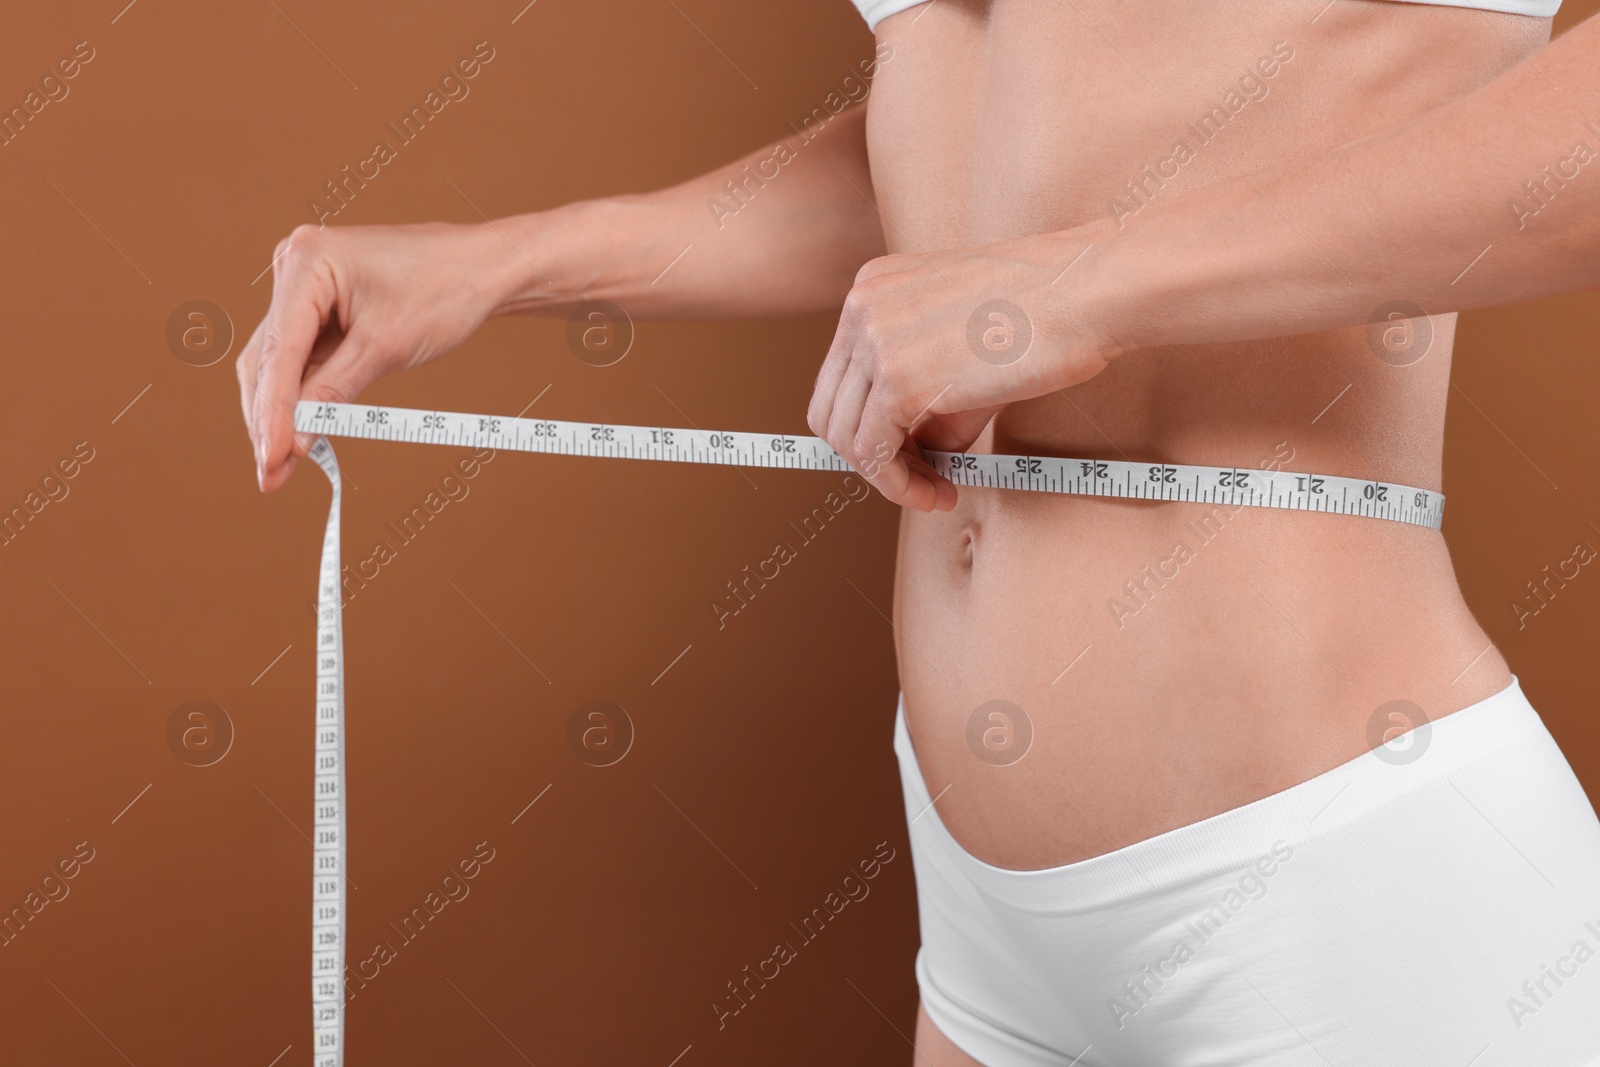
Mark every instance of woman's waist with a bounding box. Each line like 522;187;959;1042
979;326;1449;488
891;493;1504;729
889;516;1511;868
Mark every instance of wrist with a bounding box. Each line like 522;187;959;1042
1022;217;1138;369
481;194;689;320
1074;169;1379;356
1113;176;1275;351
1053;192;1232;360
476;200;595;319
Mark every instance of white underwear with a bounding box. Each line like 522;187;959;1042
894;677;1600;1066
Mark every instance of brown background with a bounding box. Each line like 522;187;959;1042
0;1;1597;1064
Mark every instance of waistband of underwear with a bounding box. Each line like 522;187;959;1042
893;675;1546;915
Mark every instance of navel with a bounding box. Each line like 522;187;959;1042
957;522;977;570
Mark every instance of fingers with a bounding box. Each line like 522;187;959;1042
807;297;863;442
235;319;266;453
295;331;381;450
806;349;849;442
810;296;960;511
856;388;959;513
258;453;299;494
817;352;896;496
903;443;959;512
825;363;872;463
251;227;337;491
859;439;955;513
254;325;371;493
913;407;1002;454
809;345;957;512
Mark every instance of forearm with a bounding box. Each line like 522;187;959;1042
1089;14;1600;354
482;104;885;321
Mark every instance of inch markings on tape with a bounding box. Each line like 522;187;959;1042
307;438;347;1066
306;436;346;1067
294;400;1445;526
292;396;1443;1064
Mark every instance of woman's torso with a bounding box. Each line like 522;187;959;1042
869;0;1550;869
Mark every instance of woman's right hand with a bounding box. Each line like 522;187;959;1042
237;220;512;492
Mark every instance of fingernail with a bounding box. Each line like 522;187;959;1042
256;460;265;492
255;436;268;468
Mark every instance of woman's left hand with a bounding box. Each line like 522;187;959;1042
806;235;1122;511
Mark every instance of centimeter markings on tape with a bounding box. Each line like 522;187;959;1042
292;396;1443;1065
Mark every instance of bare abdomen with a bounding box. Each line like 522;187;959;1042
869;0;1543;869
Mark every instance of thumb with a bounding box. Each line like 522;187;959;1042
911;408;1002;454
292;333;387;456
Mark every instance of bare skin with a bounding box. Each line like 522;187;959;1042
863;5;1539;1060
236;3;1600;1063
862;0;1546;871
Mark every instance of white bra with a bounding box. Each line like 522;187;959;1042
851;0;1560;32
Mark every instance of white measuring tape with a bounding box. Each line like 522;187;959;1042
292;397;1444;1063
295;400;1446;524
306;436;346;1067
